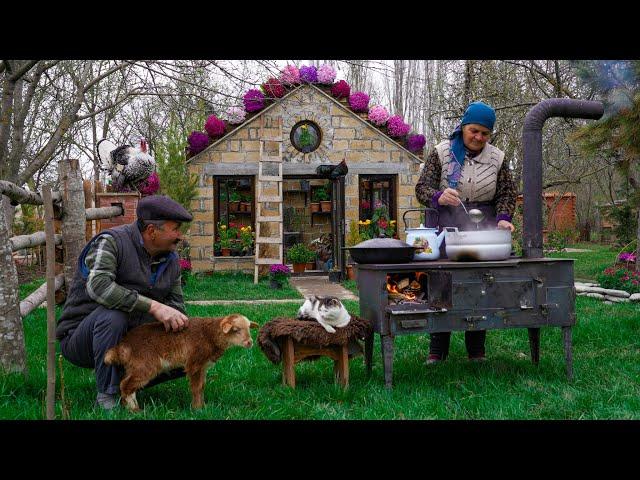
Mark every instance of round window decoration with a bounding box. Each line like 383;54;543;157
290;121;322;153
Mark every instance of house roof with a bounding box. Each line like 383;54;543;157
187;83;424;165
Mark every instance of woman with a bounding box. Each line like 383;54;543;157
415;101;517;364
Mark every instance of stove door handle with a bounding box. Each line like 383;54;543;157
464;315;487;323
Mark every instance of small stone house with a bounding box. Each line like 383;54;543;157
186;84;425;275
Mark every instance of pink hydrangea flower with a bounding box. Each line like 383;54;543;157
280;65;300;85
368;105;390;125
387;115;411;137
226;106;246;125
243;89;265;112
179;258;192;271
317;64;337;84
204;115;225;138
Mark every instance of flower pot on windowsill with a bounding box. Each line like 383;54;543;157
292;262;306;274
229;201;240;213
306;261;315;270
221;248;231;256
240;202;251;212
320;200;332;212
310;202;320;213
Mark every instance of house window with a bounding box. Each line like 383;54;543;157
214;176;254;256
290;120;322;153
359;175;396;238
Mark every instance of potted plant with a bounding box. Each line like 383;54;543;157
239;225;255;256
305;250;316;271
313;185;331;212
228;190;241;213
217;222;237;256
287;243;314;273
240;192;252;213
310;187;321;213
269;264;291;289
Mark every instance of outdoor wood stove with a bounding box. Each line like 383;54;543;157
357;99;604;388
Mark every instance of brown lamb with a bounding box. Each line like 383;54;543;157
104;314;259;411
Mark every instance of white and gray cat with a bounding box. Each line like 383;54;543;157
296;295;351;333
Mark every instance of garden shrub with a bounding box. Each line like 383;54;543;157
596;266;640;294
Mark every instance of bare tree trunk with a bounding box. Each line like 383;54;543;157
58;159;86;290
463;60;474;107
0;194;26;373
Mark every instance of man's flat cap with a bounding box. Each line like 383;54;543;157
136;195;193;222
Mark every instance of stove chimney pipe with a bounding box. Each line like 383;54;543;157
522;98;604;258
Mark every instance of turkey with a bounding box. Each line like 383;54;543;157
97;138;156;192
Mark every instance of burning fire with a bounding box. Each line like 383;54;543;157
386;276;417;301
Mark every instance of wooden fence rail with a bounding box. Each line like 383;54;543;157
1;159;125;419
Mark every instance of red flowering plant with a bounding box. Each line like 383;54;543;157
596;265;640;294
358;200;396;239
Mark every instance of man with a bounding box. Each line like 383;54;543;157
56;195;193;410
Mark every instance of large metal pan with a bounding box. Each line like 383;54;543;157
444;227;512;261
343;236;418;264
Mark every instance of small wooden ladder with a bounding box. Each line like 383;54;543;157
254;115;284;284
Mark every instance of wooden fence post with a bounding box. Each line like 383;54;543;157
42;185;56;420
83;179;94;241
58;159;86;290
0;193;25;374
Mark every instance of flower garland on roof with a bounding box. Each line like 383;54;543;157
187;63;428;158
243;89;265;112
204;115;226;138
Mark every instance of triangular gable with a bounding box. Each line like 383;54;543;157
187;83;423;164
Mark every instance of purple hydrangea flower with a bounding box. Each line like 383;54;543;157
348;91;370;112
243;89;265;113
187;131;209;154
299;65;318;83
407;134;426;152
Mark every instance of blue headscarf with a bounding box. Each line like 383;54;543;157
447;101;496;188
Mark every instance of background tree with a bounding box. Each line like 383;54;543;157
570;60;640;268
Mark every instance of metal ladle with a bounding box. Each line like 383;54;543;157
459;200;485;225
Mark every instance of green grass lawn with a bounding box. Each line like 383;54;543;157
547;242;619;282
181;272;302;300
2;297;639;420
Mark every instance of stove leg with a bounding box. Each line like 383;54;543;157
364;331;374;376
527;328;540;366
562;326;573;382
381;335;394;389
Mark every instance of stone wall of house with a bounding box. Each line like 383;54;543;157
187;85;423;273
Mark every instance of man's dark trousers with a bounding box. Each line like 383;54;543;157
60;306;184;395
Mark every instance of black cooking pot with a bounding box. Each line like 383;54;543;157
343;235;417;264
